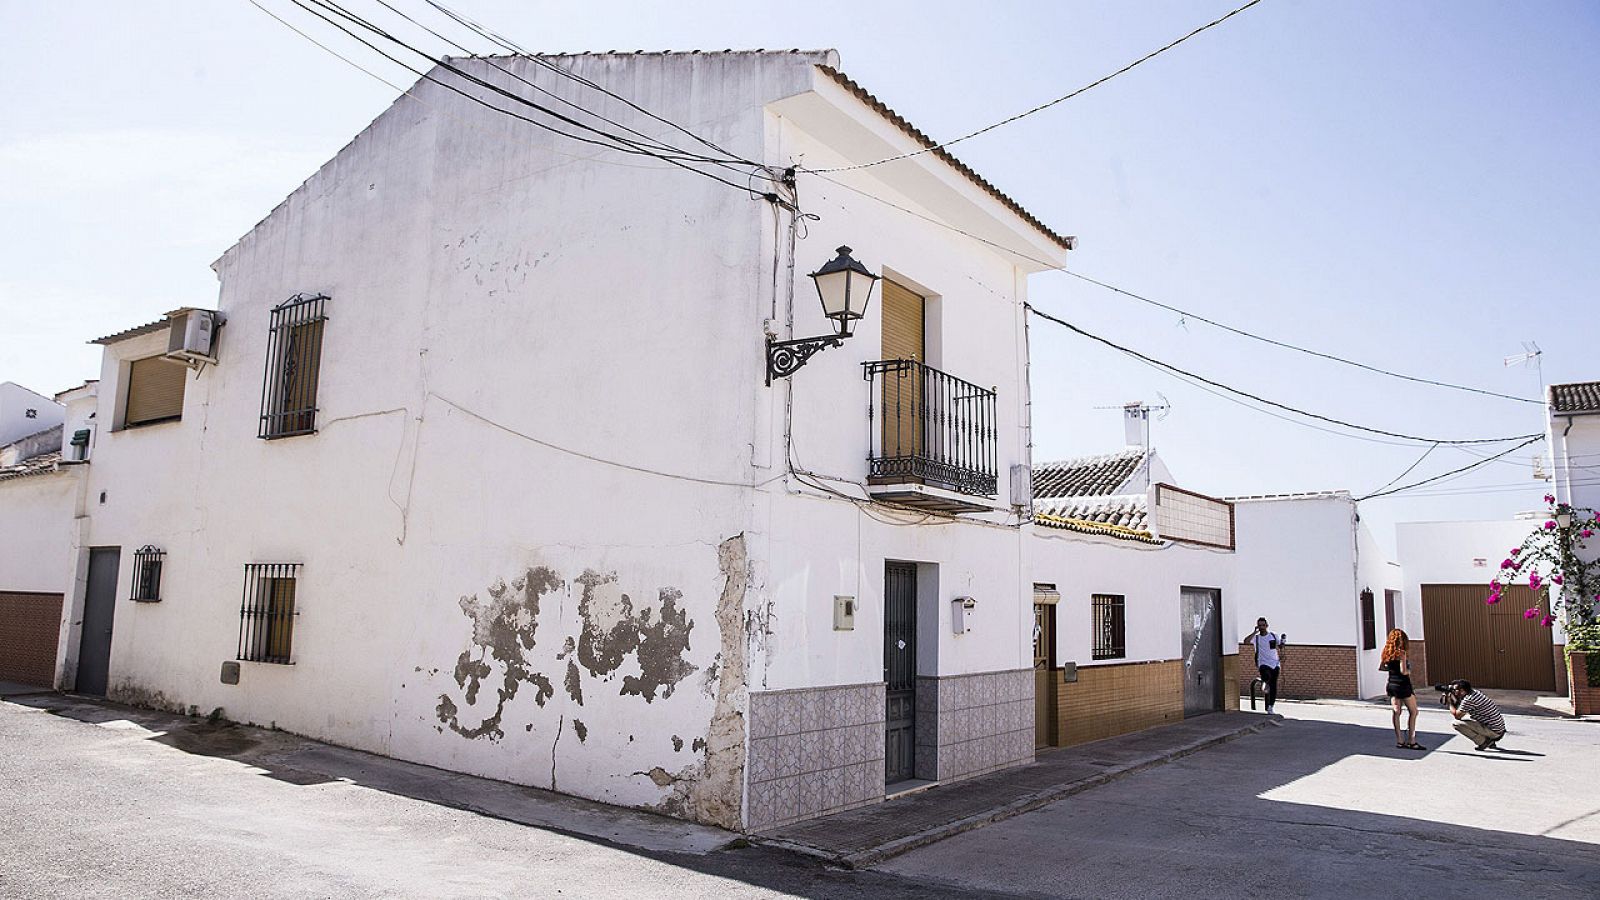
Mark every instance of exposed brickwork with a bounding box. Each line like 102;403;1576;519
1223;654;1240;711
0;591;63;687
1554;644;1569;697
1570;652;1600;716
1056;659;1182;747
1409;640;1429;691
1238;642;1358;700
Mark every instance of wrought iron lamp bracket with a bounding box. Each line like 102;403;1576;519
766;334;846;385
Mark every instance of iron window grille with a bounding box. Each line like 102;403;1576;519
1092;593;1126;660
129;545;165;602
238;563;300;664
1360;588;1377;650
259;293;328;439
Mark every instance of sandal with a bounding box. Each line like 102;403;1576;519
1404;742;1425;750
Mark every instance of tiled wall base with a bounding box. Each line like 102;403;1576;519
1223;654;1240;711
1056;659;1183;747
746;682;884;831
915;669;1034;783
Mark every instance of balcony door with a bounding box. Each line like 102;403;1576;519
880;279;925;459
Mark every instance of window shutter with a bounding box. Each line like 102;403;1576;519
125;357;187;426
880;279;925;362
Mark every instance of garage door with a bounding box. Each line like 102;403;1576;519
1421;584;1555;691
0;591;64;687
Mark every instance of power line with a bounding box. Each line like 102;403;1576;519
804;0;1267;174
1060;270;1540;405
370;0;758;171
422;0;749;164
1026;305;1542;446
283;0;767;195
1365;442;1439;497
1354;435;1546;501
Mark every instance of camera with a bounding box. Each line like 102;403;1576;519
1433;681;1459;708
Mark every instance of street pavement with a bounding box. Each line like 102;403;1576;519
883;699;1600;899
4;693;1598;898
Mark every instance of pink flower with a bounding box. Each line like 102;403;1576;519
1485;594;1501;605
1553;574;1564;585
1544;520;1558;530
1512;548;1523;556
1525;608;1540;619
1545;494;1555;503
1542;615;1556;627
1583;529;1595;539
1501;559;1516;569
1490;579;1502;590
1529;573;1543;590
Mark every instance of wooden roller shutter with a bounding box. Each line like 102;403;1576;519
124;356;187;426
880;280;925;459
880;279;925;362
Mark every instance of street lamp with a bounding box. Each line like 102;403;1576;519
1557;510;1573;529
766;246;880;384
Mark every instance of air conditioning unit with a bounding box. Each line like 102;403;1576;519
164;308;219;368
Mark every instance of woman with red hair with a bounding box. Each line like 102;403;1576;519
1382;629;1421;749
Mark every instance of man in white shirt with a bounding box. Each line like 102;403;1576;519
1243;617;1283;713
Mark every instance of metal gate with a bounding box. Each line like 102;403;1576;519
1421;584;1555;691
76;547;121;696
884;562;917;785
1181;587;1222;717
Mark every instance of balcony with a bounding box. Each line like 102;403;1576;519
863;359;998;513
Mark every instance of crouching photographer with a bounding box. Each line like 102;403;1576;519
1442;680;1506;751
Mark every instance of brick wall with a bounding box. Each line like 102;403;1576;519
1569;653;1600;716
0;591;63;687
1409;640;1429;690
1056;659;1183;747
1223;654;1240;711
1554;644;1569;697
1238;642;1358;700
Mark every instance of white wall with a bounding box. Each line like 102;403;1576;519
1232;496;1357;648
1354;514;1403;698
66;52;1068;827
0;382;64;447
1395;517;1550;640
0;469;82;594
1029;528;1237;671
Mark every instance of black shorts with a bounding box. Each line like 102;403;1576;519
1386;682;1414;700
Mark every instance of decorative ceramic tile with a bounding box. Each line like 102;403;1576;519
748;736;776;784
775;731;803;779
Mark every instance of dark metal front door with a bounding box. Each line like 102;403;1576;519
1180;587;1222;717
77;547;121;696
884;562;917;784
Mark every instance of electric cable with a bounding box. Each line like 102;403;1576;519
284;0;768;195
1354;435;1548;500
804;0;1267;173
422;0;751;164
1026;305;1543;446
1364;442;1439;497
369;0;761;172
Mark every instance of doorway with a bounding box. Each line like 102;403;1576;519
884;562;918;785
1180;587;1222;717
1033;598;1058;748
77;546;121;696
1421;584;1555;691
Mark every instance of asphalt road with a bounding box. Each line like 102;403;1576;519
884;700;1600;899
4;693;1597;898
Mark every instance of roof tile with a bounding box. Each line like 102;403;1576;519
1032;449;1144;499
1551;381;1600;413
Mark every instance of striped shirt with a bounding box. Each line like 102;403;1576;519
1459;692;1505;735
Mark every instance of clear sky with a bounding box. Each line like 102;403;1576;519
3;1;1597;554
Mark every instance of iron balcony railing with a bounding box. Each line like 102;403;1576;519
863;359;998;497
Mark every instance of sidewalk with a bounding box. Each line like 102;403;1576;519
758;711;1272;869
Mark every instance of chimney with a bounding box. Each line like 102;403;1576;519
1124;402;1149;449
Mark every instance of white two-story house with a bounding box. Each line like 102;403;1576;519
40;50;1079;832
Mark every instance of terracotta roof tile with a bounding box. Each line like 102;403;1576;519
1032;449;1144;499
1551;381;1600;413
816;66;1074;253
0;450;64;483
1034;494;1148;531
1033;512;1162;545
91;319;167;345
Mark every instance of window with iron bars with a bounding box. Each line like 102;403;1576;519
129;545;165;602
259;293;327;439
1092;593;1126;660
239;563;300;664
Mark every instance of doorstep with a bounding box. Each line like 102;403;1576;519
756;712;1272;869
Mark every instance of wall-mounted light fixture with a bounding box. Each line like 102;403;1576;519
766;246;880;384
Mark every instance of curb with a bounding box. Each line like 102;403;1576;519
760;717;1274;869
